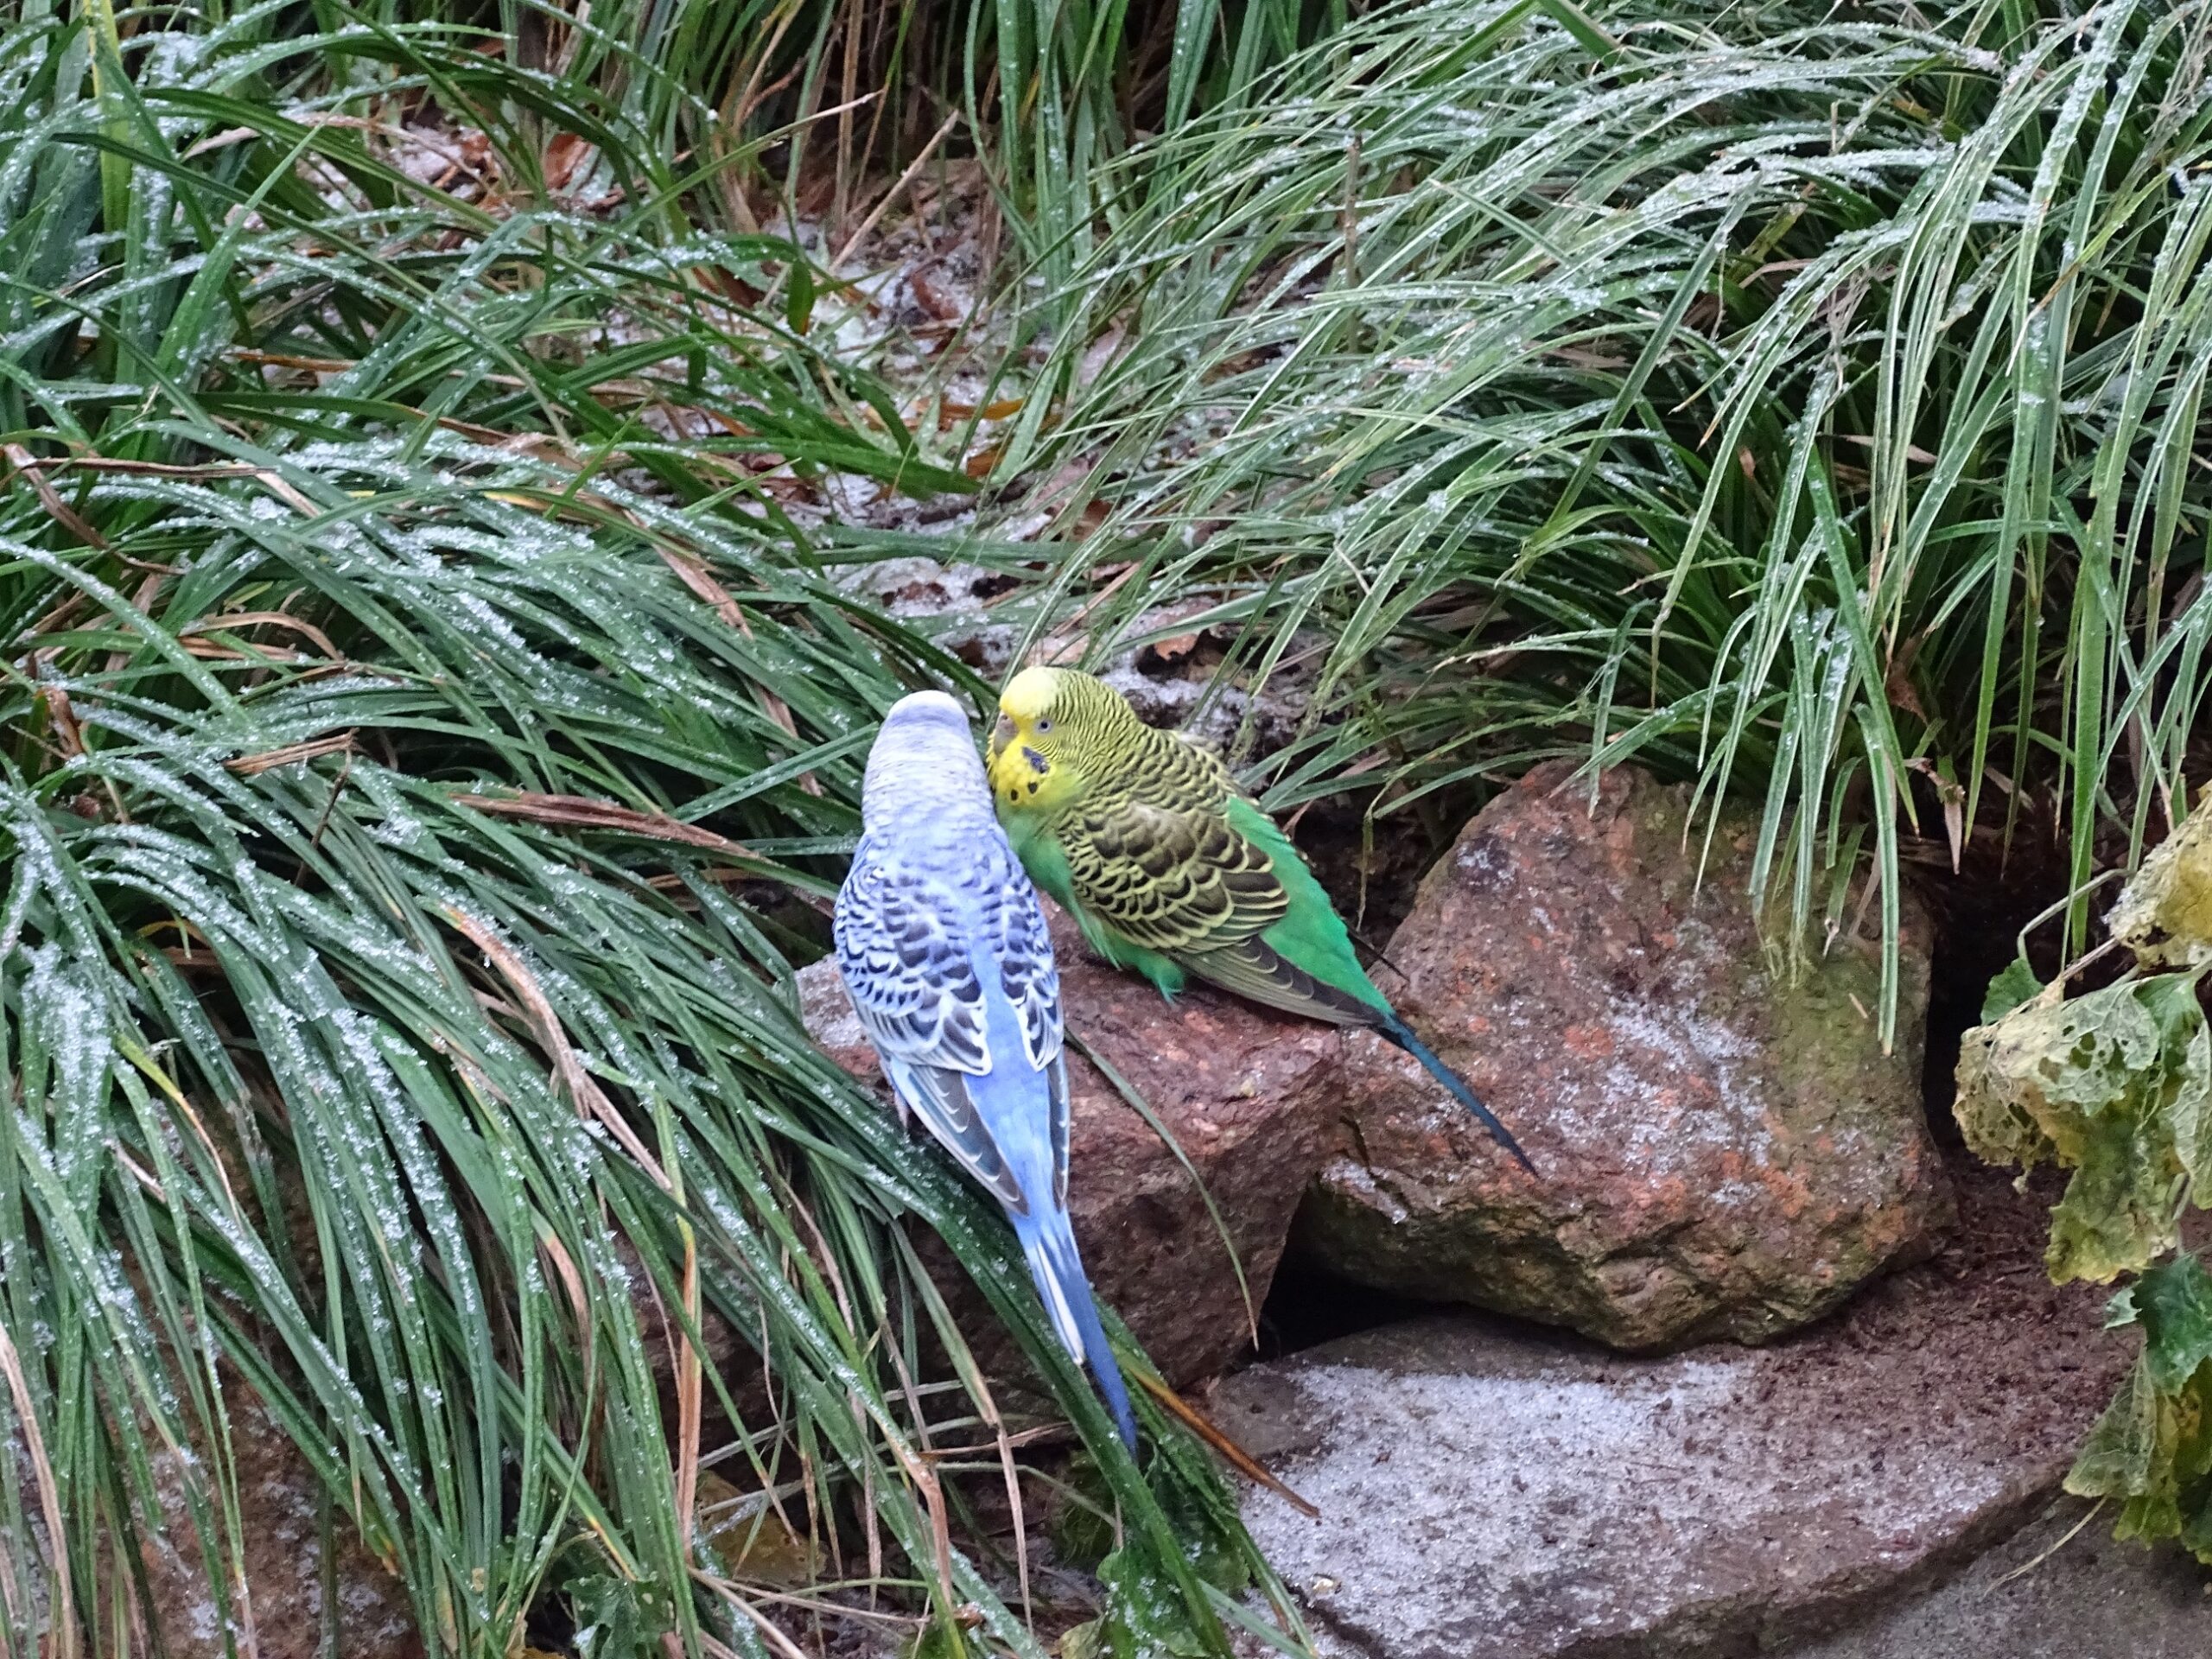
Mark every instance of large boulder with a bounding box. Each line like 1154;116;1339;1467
1219;1162;2132;1659
1300;761;1951;1351
798;901;1342;1385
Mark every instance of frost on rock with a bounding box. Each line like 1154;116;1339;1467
1220;1177;2126;1659
1304;760;1950;1351
831;555;1025;678
137;1384;420;1659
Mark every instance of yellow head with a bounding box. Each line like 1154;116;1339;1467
988;666;1129;814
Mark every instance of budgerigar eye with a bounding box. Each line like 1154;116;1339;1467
1036;718;1052;733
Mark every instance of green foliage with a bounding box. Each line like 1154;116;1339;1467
1960;796;2212;1560
0;7;1281;1656
1980;957;2044;1025
556;1557;681;1659
2068;1255;2212;1555
2109;796;2212;970
992;0;2212;1041
300;0;1359;302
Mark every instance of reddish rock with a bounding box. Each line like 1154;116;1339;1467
799;901;1341;1385
1300;761;1951;1351
142;1385;421;1659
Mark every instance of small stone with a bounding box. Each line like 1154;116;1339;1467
798;901;1342;1385
1300;761;1952;1351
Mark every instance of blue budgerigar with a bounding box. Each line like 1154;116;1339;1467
834;690;1139;1450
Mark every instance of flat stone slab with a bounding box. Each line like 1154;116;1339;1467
1218;1163;2130;1659
1775;1496;2209;1659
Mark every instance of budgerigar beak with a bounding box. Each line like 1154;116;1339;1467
990;712;1016;761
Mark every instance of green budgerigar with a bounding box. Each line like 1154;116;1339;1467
988;666;1534;1173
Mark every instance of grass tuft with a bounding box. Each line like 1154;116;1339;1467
0;8;1293;1656
998;0;2212;1042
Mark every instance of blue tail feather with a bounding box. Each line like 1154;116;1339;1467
1380;1015;1538;1177
1014;1210;1139;1452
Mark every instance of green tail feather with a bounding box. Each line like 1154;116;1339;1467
1219;798;1537;1173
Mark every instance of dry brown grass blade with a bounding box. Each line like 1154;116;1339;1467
881;1431;958;1609
690;1574;824;1659
3;442;108;550
226;732;357;775
1032;558;1144;664
454;791;760;855
675;1228;704;1547
831;109;963;270
1131;1371;1319;1518
184;611;343;661
976;1366;1030;1619
0;1313;78;1659
442;906;673;1191
526;1211;600;1403
652;548;822;797
6;456;260;479
4;448;324;522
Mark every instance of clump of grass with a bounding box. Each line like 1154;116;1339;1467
999;0;2212;1040
300;0;1360;301
0;9;1295;1656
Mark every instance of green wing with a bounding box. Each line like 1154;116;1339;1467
1059;793;1287;954
1186;798;1392;1022
1004;804;1192;995
1218;802;1532;1171
1046;728;1395;1023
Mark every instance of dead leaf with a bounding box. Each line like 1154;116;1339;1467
2108;783;2212;969
694;1471;823;1588
937;397;1025;427
910;267;963;321
694;265;765;308
543;131;593;191
1137;632;1202;671
1076;323;1126;390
